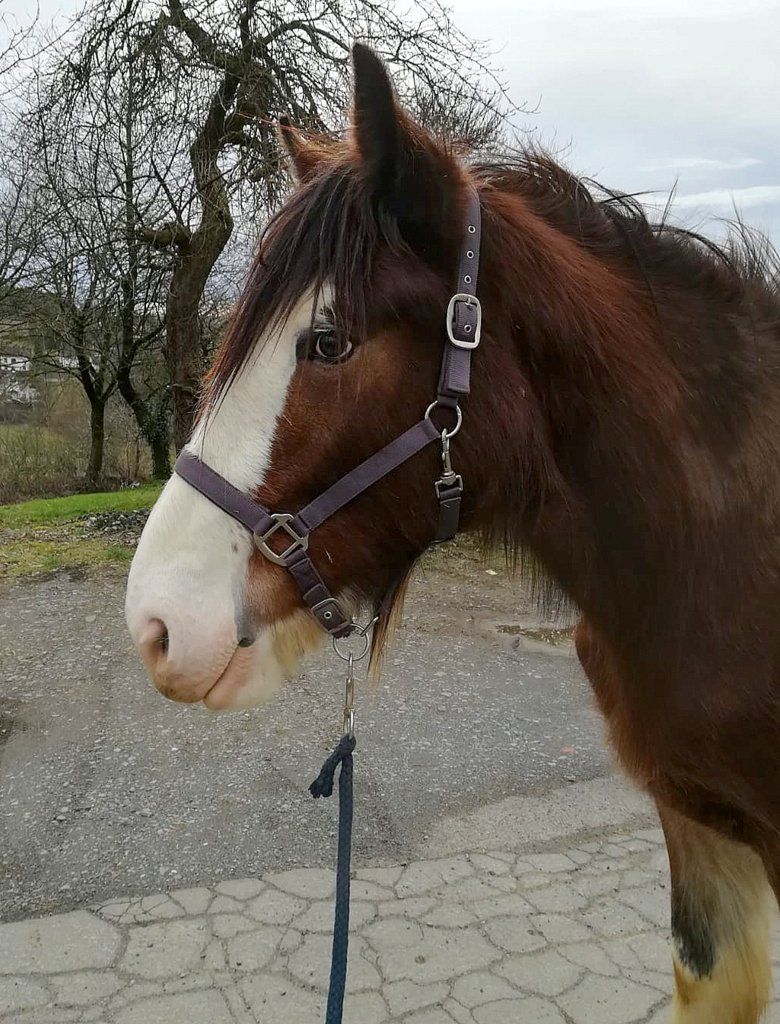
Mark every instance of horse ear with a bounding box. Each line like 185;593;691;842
278;116;326;183
351;44;454;249
351;44;402;195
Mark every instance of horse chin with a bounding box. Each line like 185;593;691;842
202;609;325;712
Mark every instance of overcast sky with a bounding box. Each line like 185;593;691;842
452;0;780;240
5;0;779;240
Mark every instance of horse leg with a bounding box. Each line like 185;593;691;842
574;618;774;1021
659;803;772;1024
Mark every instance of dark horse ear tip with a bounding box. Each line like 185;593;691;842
351;43;392;93
351;42;379;67
278;114;291;128
350;42;398;181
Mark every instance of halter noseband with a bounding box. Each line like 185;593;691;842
174;188;482;639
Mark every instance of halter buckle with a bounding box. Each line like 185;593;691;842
254;513;309;565
311;597;352;635
446;293;482;349
435;474;463;499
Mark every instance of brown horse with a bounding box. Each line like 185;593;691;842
126;44;780;1023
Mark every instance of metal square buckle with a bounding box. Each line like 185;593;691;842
254;513;309;566
446;293;482;349
435;474;463;499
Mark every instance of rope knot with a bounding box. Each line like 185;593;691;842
309;734;357;799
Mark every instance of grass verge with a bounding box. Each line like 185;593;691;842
0;484;163;579
0;484;163;529
0;539;135;578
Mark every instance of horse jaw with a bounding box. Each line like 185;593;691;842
202;609;326;711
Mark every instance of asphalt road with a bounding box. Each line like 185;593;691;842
0;545;612;922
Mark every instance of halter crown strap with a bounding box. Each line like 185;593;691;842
174;184;483;638
430;190;482;540
437;191;482;403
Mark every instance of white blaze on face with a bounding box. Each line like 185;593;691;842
126;293;323;709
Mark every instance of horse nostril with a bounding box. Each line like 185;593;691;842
237;635;254;648
138;618;170;671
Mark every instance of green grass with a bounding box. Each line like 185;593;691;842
0;483;163;578
0;483;163;529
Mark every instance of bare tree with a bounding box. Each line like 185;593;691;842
32;212;121;487
0;146;44;313
29;23;175;480
50;0;510;449
0;0;39;88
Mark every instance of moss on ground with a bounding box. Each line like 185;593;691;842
0;537;135;578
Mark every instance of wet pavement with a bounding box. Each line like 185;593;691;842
0;544;603;921
2;813;780;1023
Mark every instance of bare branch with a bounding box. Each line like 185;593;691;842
139;221;192;249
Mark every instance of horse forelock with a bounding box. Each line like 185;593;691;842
205;157;403;411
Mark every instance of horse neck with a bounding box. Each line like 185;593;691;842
476;188;696;645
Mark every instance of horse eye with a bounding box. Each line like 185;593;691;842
312;330;353;363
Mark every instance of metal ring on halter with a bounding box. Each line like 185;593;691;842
425;401;463;439
332;615;378;662
333;631;369;663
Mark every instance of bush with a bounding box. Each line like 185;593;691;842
0;424;83;502
0;380;154;502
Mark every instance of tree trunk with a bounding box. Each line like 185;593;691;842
165;75;236;452
165;218;232;450
117;73;173;479
149;430;170;479
117;365;171;479
166;265;204;452
86;400;105;489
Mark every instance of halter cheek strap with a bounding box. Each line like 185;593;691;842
174;188;483;638
174;418;440;637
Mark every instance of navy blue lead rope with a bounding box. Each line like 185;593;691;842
309;734;357;1024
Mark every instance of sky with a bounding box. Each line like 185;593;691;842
4;0;779;240
450;0;780;240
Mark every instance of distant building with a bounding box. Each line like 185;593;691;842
6;380;37;403
3;380;38;405
0;352;31;373
54;354;80;371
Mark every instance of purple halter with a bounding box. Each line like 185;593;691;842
174;188;482;638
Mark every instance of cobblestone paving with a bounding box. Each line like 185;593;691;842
2;825;779;1024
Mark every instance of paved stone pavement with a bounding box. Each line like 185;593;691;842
3;822;780;1024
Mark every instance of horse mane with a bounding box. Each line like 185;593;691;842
462;153;779;665
474;150;780;297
